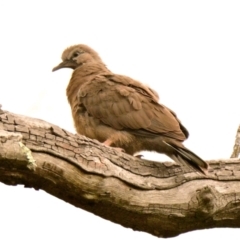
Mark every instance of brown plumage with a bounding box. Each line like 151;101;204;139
52;44;208;174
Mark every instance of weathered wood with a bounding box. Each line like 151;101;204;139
231;125;240;158
0;107;240;238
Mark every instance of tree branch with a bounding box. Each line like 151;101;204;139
0;106;240;238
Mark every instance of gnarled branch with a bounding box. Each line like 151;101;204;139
0;106;240;238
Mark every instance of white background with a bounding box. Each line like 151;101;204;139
0;1;240;239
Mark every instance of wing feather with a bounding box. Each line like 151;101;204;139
79;74;187;141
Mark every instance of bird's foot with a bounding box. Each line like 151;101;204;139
102;139;125;153
134;154;144;159
111;147;125;153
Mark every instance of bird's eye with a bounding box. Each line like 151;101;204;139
72;51;84;58
73;51;80;58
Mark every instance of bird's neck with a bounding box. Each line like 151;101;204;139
66;61;110;107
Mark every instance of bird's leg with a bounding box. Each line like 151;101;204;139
103;139;112;146
103;139;125;152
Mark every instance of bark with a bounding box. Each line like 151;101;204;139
0;106;240;238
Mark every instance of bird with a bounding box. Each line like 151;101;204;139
52;44;208;174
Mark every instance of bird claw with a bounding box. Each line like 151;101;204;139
134;154;144;159
102;140;125;153
112;147;125;153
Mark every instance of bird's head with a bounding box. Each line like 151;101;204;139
52;44;103;72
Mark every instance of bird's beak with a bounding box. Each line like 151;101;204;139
52;60;78;72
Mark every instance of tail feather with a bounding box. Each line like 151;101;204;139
163;140;208;174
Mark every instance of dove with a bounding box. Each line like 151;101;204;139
53;44;208;174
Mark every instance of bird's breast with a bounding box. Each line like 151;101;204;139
71;103;137;151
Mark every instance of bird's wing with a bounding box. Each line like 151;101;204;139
78;74;186;141
163;106;189;139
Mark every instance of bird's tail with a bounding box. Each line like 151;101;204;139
163;141;208;175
